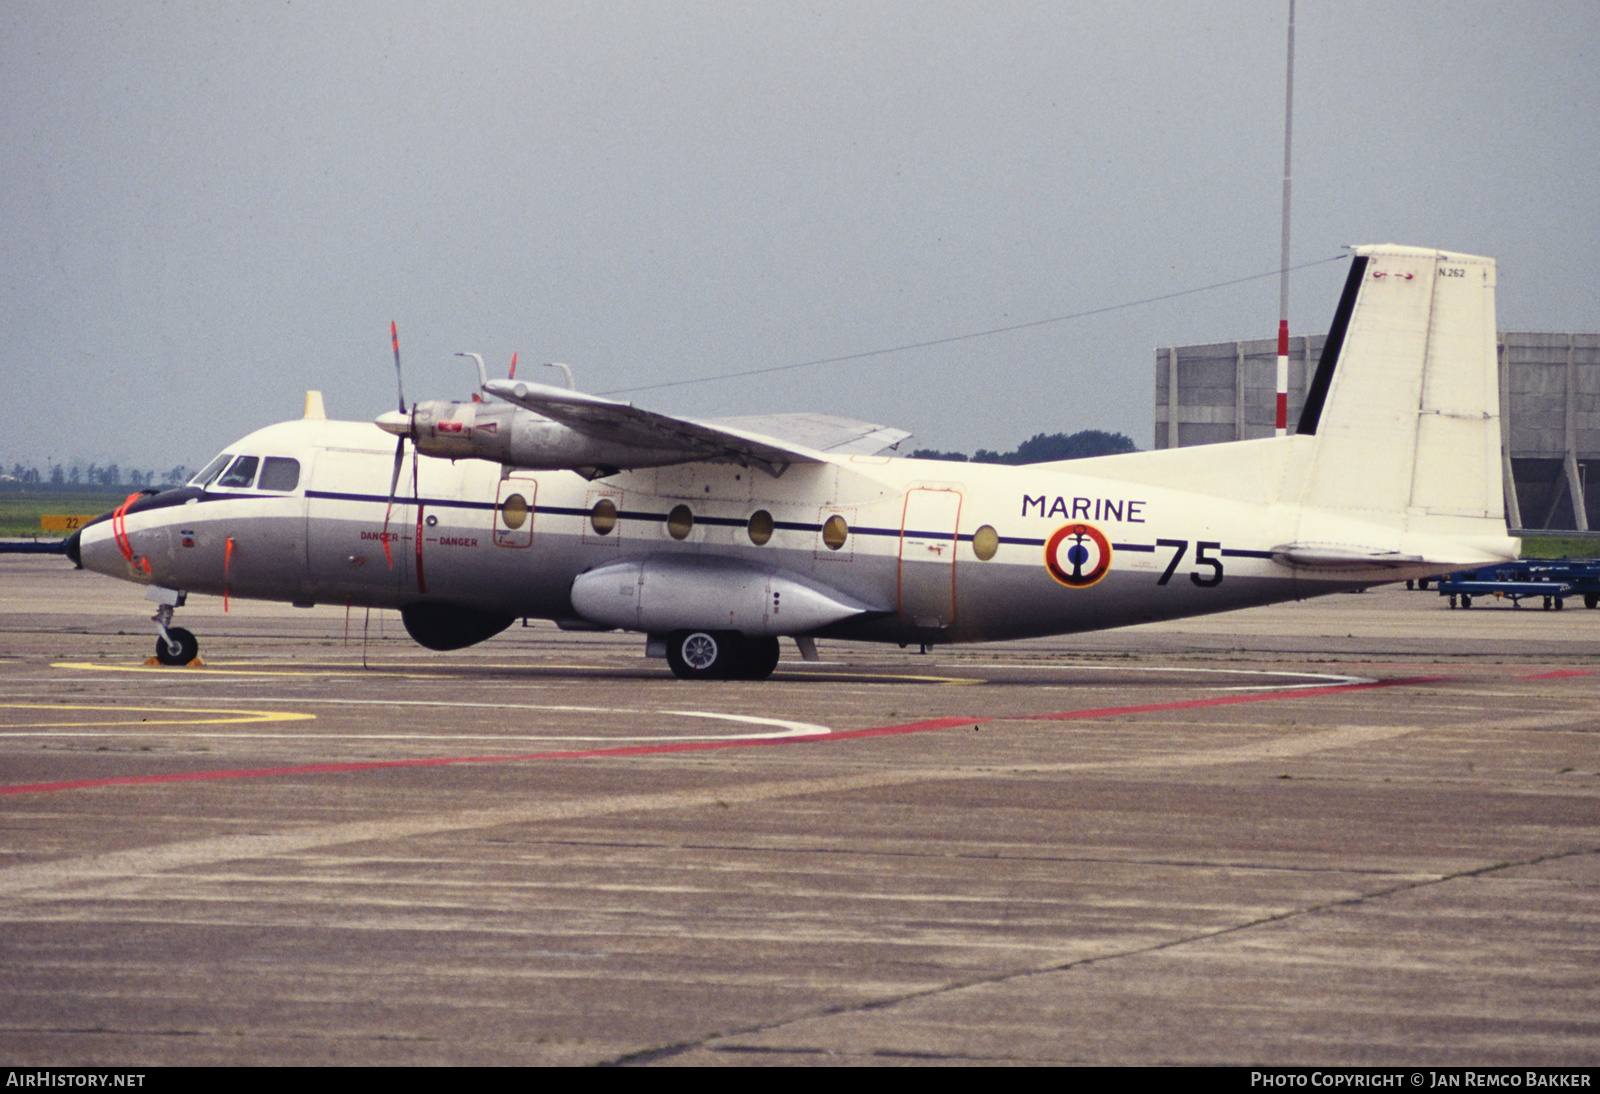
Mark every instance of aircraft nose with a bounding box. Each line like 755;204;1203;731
375;410;411;437
74;519;123;578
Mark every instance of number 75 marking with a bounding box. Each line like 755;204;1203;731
1155;539;1224;587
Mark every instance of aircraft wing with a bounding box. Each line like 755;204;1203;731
706;413;911;456
480;379;829;476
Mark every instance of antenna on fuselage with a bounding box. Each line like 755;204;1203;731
457;353;488;402
544;362;575;391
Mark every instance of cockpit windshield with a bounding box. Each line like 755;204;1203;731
190;453;233;487
216;456;260;489
189;453;301;492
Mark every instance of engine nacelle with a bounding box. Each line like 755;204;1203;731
570;555;875;636
382;400;693;474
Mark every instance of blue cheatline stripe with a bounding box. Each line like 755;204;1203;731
303;489;1279;561
307;489;496;513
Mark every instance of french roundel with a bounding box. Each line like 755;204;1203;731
1044;522;1112;588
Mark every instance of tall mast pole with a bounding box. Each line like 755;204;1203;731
1276;0;1295;437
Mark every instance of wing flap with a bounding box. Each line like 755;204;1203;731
708;413;911;456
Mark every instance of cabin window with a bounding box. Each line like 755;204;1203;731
972;525;999;561
257;457;301;492
216;456;260;489
667;504;694;540
501;493;529;530
590;498;618;535
822;514;849;550
747;509;774;546
191;454;233;487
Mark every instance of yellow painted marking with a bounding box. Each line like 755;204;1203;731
52;662;442;679
51;662;979;685
0;703;315;728
40;514;97;532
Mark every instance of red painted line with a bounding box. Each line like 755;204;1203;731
1012;676;1447;721
1514;669;1595;680
0;679;1452;798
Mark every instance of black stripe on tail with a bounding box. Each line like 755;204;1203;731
1296;255;1368;436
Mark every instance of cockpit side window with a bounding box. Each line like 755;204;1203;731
191;454;233;487
257;457;301;492
216;455;260;489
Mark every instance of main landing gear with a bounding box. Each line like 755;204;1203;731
665;630;780;681
149;589;200;666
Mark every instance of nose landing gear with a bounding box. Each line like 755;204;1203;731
148;588;201;666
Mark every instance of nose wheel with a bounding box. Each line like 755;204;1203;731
155;626;199;666
151;598;200;666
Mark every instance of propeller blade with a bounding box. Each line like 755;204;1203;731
413;437;426;594
391;321;406;413
509;352;517;380
380;432;404;570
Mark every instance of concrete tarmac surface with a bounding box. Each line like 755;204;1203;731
1;554;1597;1065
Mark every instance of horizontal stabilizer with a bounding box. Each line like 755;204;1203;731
1270;545;1431;568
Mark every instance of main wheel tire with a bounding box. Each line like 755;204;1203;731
155;626;198;666
1585;594;1598;610
1462;594;1473;609
734;636;780;681
666;630;733;680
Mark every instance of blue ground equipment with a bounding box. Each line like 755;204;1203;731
1411;559;1600;610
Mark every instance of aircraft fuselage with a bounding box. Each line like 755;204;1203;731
77;418;1423;649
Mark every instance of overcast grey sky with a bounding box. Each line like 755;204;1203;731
2;1;1596;472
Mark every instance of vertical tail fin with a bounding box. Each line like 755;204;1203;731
1292;244;1508;552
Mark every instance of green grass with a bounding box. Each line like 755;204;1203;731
0;492;127;538
1518;535;1600;560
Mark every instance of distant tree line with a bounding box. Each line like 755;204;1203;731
0;462;191;490
912;430;1138;465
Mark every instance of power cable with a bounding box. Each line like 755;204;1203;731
600;254;1349;397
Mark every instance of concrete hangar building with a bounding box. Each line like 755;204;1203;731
1154;332;1600;532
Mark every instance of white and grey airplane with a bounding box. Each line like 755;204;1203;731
69;244;1516;679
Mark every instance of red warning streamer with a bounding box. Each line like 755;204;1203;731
110;492;142;562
